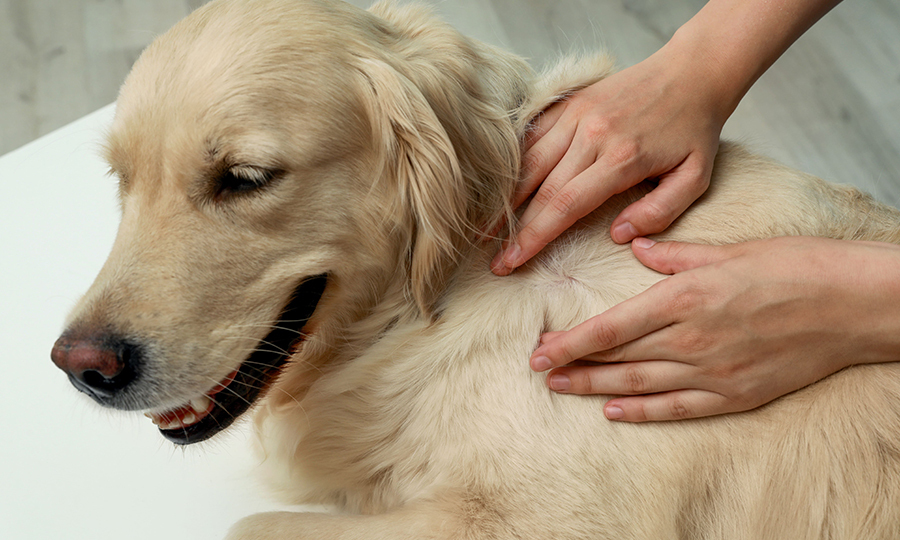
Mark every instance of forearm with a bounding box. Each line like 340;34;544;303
662;0;842;123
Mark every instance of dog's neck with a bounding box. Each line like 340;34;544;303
260;0;557;429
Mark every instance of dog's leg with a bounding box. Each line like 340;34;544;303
226;497;495;540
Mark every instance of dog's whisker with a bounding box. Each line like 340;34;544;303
227;320;314;330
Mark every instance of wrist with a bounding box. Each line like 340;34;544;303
663;0;842;126
857;242;900;363
812;239;900;367
662;17;757;125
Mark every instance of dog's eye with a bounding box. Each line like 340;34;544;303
216;166;277;198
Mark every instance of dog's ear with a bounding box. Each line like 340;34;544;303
355;58;470;317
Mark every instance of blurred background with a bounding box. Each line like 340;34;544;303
2;0;899;203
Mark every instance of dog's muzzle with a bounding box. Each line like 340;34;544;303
51;274;328;445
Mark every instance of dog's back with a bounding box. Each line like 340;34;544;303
256;137;900;539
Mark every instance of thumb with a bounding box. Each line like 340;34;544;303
631;238;737;274
609;154;713;244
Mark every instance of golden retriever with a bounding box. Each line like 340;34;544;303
51;0;900;538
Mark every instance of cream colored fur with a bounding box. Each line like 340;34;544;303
64;0;900;538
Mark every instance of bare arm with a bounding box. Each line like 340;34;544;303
491;0;842;275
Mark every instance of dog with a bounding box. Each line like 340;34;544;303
50;0;900;538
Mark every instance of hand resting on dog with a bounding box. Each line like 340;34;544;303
491;0;843;270
529;236;900;422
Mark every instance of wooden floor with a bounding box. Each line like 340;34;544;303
4;0;899;206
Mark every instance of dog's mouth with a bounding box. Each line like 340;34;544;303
145;274;328;445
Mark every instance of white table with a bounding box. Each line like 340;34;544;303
0;105;296;540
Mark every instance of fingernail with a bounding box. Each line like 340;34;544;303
531;355;552;372
548;373;570;392
605;405;624;420
611;222;638;243
632;237;656;250
501;243;522;268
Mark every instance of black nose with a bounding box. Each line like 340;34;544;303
51;334;140;402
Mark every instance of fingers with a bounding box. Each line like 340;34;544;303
631;237;739;275
523;100;567;153
609;155;712;243
529;241;740;372
516;149;600;230
545;360;696;395
498;149;712;275
529;280;677;370
602;390;736;422
513;103;570;209
538;351;743;422
493;160;639;275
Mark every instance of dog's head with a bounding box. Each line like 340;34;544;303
50;0;533;444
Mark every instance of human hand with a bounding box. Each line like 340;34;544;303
530;236;900;421
490;43;728;276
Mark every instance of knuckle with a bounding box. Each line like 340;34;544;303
547;335;583;365
515;224;547;250
604;139;641;170
690;170;711;191
580;116;613;141
665;290;694;319
522;149;544;178
637;198;672;231
589;319;622;350
704;363;736;385
627;401;649;422
667;241;693;262
574;370;598;394
548;187;581;218
532;183;560;208
708;353;747;379
669;396;692;419
728;377;763;411
672;329;714;356
555;340;578;364
515;224;541;246
597;344;625;364
667;278;705;315
622;365;651;394
729;390;754;412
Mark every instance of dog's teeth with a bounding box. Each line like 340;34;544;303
190;396;211;415
147;394;214;432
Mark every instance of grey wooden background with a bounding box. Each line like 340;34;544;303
3;0;899;206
